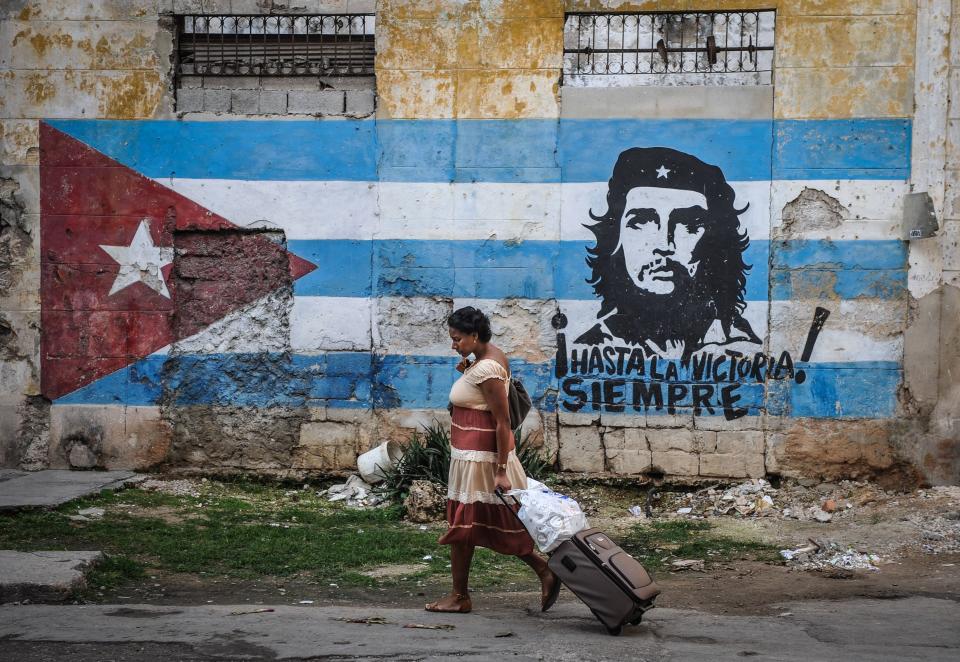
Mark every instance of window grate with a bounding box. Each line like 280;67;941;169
176;14;375;77
564;10;775;77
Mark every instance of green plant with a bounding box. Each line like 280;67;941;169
378;423;555;502
378;423;452;501
514;428;554;480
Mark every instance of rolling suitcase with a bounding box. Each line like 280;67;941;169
548;528;660;635
496;489;660;635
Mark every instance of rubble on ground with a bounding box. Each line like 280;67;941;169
139;478;202;498
402;480;446;523
780;538;881;572
317;475;389;509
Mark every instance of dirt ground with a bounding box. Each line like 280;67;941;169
88;477;960;617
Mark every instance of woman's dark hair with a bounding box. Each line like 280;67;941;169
448;306;492;342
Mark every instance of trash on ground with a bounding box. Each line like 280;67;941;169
494;631;515;638
322;475;389;509
628;505;645;518
403;623;456;630
780;538;880;571
230;608;275;615
335;616;393;625
670;559;706;571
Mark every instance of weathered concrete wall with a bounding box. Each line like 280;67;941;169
1;0;958;486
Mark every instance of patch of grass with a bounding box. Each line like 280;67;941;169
619;519;782;572
0;481;531;592
75;555;146;598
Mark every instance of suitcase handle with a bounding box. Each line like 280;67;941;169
494;487;526;528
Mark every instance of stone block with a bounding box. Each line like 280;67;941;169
345;89;375;116
942;221;960;272
230;89;259;115
645;428;698;454
260;78;322;91
376;70;456;119
455;70;559;119
948;120;960;170
347;0;376;14
949;70;960;120
258;90;287;114
774;66;913;119
376;17;459;71
0;120;39;166
477;18;563;69
777;16;913;69
202;88;231;113
104;406;172;470
699;452;755;479
558;425;604;473
293;421;359;471
716;431;765;455
3;70;101;118
98;71;167;119
2;19;161;70
945;172;960;221
288;90;345;115
176;87;203;113
605;428;652;475
650;450;698;477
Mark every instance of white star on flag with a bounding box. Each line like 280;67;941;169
656;165;671;179
100;220;174;299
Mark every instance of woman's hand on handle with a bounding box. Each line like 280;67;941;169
494;470;512;494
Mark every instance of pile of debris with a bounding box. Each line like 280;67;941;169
139;478;202;498
317;475;390;509
669;479;869;523
780;538;881;572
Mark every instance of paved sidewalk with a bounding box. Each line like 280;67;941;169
0;470;138;510
0;551;103;603
1;597;958;661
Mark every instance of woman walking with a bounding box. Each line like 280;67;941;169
425;306;559;614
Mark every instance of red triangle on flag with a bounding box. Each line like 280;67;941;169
40;123;317;400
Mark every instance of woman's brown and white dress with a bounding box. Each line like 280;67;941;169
438;358;533;556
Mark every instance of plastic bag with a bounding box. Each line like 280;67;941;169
510;485;589;553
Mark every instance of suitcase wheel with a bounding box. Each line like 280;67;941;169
606;625;623;636
629;615;644;626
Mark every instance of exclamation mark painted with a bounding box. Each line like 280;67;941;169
553;311;568;379
794;306;831;385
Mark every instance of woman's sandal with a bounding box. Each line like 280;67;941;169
424;593;472;613
540;570;561;612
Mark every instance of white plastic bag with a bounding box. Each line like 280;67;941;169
509;485;589;553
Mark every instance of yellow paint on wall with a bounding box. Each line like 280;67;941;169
376;70;458;119
778;15;915;68
775;66;914;118
455;70;560;118
477;18;564;69
99;71;164;119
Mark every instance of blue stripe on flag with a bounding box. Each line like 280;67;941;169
48;118;910;182
54;353;900;419
290;238;905;301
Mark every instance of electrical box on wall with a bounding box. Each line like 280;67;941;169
902;192;939;240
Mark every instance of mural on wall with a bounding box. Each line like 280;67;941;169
39;117;908;426
556;145;831;420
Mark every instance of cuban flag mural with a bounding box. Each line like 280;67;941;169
40;112;910;439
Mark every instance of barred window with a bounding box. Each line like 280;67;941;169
563;10;776;86
176;14;376;78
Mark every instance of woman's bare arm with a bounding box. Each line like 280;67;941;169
479;376;513;492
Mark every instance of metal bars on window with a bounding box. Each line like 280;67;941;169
176;14;375;77
563;11;775;77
